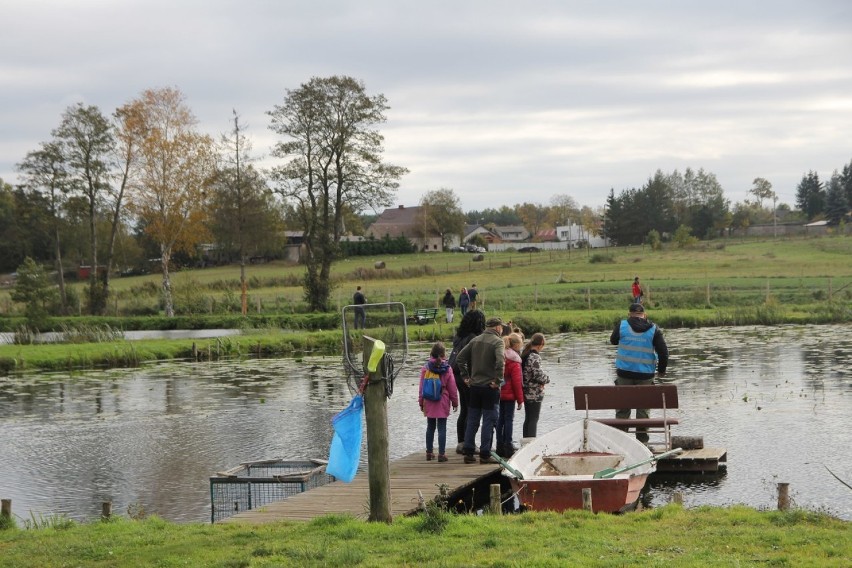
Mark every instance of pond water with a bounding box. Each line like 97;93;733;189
0;329;242;345
0;324;850;523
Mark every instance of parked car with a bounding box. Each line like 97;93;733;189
448;246;466;252
465;244;486;253
518;246;541;253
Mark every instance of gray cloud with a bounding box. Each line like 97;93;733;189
2;0;851;211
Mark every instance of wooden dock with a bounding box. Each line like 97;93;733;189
221;452;501;524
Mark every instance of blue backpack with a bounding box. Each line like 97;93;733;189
422;369;443;401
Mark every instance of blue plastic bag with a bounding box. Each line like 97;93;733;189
326;394;364;482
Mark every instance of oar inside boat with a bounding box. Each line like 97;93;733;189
490;451;525;480
592;447;683;479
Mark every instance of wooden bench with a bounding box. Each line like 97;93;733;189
573;385;680;450
407;307;439;325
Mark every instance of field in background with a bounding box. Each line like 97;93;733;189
1;235;851;321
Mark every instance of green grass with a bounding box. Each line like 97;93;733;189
0;506;848;567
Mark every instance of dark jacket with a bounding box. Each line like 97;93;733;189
609;316;668;380
456;328;505;388
442;292;456;308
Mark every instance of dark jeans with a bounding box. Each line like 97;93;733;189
426;417;448;455
354;308;366;329
523;399;542;438
464;385;500;457
496;400;516;454
455;379;470;443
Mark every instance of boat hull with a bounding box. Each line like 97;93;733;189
504;420;654;513
510;473;648;513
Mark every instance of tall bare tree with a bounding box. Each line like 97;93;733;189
218;110;257;315
17;141;70;313
126;87;216;317
268;75;407;311
53;103;114;314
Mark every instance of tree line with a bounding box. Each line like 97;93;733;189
2;74;851;318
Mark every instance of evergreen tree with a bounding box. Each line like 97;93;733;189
824;172;849;225
795;171;825;220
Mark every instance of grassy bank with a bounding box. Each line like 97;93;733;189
0;506;848;567
2;302;850;374
1;236;851;373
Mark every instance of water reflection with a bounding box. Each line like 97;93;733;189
0;324;850;523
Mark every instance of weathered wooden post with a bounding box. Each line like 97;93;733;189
102;502;112;520
363;336;392;523
490;484;502;515
672;491;684;505
582;488;593;512
1;499;11;520
777;482;790;511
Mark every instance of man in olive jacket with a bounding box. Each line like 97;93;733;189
456;316;505;464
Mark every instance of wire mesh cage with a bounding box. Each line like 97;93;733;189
209;459;334;523
341;301;409;396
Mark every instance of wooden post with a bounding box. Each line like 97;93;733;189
102;502;112;520
363;336;392;523
191;342;198;361
587;287;591;310
582;488;593;512
1;499;11;519
490;484;502;515
672;491;684;505
706;283;710;305
777;482;790;511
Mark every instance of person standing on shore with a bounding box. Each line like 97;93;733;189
442;288;456;323
459;287;470;316
353;286;367;329
609;303;668;443
632;277;643;304
521;333;550;438
468;284;479;311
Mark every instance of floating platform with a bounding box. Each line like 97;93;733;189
653;447;727;473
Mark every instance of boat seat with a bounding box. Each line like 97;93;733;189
574;385;680;450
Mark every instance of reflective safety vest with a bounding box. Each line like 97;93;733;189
615;320;657;374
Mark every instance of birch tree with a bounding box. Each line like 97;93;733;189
127;87;216;317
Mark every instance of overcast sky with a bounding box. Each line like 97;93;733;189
2;1;851;213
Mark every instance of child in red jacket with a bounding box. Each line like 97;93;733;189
496;333;524;458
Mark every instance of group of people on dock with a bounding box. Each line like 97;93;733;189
417;310;551;463
417;298;668;462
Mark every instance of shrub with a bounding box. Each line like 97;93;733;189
589;253;615;264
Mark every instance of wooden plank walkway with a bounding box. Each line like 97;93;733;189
221;452;500;524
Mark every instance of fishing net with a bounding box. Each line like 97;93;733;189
341;302;409;397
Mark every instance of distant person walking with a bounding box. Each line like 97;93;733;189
521;333;550;438
459;287;470;316
442;288;456;323
609;303;669;444
353;286;367;329
468;284;479;310
418;342;459;462
456;316;505;464
632;277;643;304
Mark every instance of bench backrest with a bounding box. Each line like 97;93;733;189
573;385;678;411
416;308;438;315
